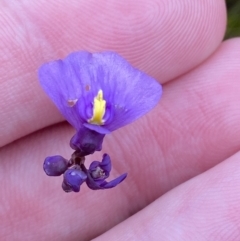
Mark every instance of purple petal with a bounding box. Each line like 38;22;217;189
38;51;162;133
99;154;111;173
87;52;162;132
100;173;127;189
63;169;87;192
38;52;89;130
43;155;68;176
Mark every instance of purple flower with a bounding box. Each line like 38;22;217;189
86;154;127;190
38;51;162;136
38;51;162;193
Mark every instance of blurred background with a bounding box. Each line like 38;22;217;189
226;0;240;38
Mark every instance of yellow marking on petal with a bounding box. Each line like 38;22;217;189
88;90;106;125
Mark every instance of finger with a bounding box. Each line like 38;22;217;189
94;150;240;241
1;39;240;240
0;0;226;147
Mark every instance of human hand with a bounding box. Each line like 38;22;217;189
1;1;239;240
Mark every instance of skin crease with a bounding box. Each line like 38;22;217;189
1;0;240;241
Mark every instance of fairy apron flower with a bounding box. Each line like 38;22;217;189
38;51;162;192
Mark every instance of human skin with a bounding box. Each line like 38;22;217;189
0;0;240;240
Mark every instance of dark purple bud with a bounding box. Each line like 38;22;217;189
43;155;68;176
63;168;87;192
70;127;105;156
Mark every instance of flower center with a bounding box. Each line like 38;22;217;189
91;166;105;179
88;90;106;125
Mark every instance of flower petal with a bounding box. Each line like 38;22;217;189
99;153;111;174
38;52;93;130
88;52;162;132
100;173;127;189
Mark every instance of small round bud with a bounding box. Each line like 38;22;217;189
63;169;87;192
43;155;68;176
